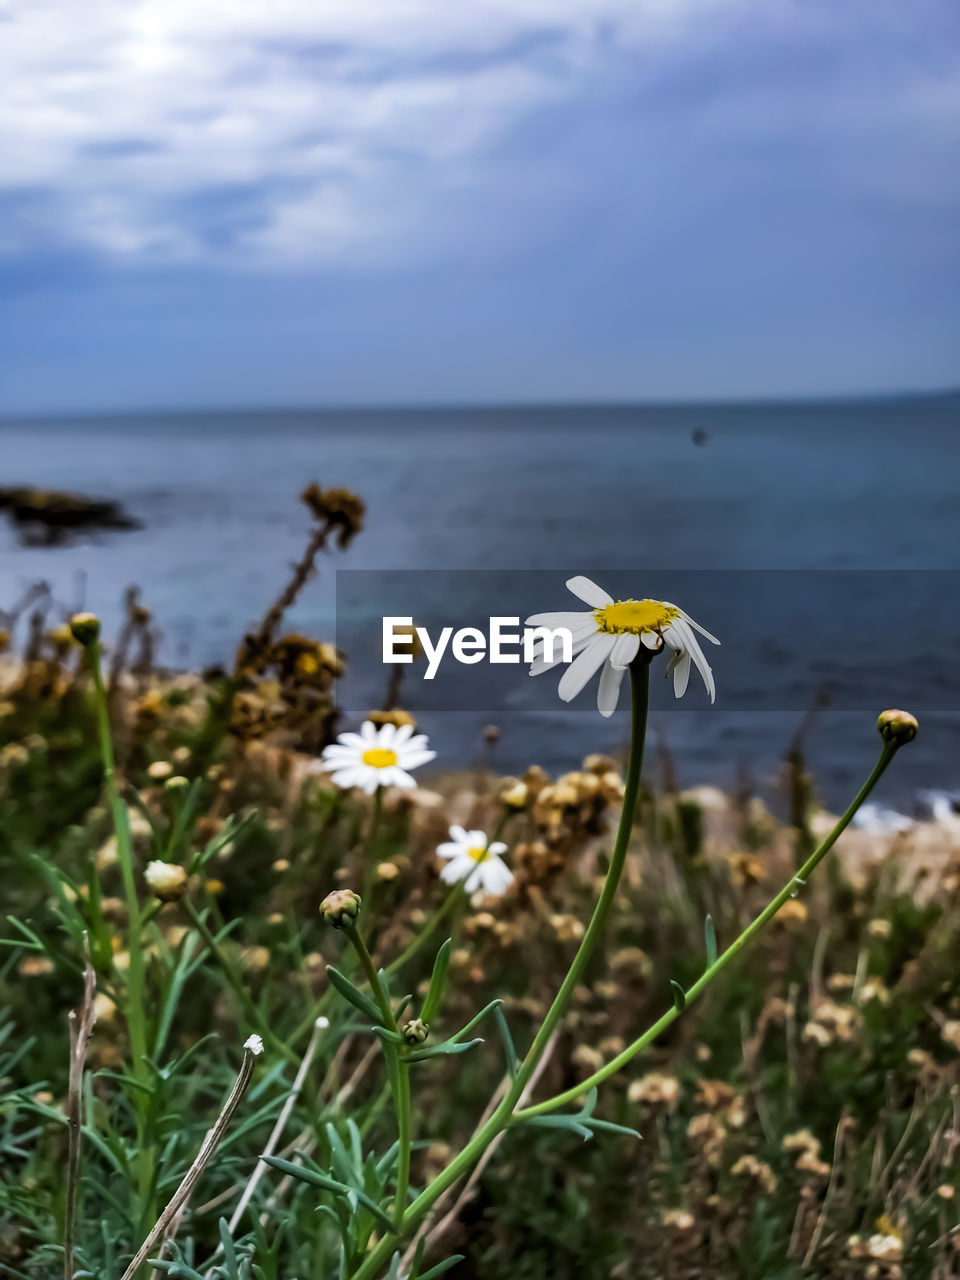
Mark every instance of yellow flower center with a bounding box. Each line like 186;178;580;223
594;599;679;636
468;845;490;863
362;748;398;769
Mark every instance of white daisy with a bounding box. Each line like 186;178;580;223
526;575;720;717
436;826;514;896
320;720;436;794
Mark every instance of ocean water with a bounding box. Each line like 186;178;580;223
1;398;958;811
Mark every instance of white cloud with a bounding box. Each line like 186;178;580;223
0;0;735;264
0;0;956;267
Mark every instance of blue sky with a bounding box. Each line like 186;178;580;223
1;0;958;413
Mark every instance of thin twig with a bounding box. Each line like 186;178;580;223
64;958;97;1280
228;1017;328;1233
119;1036;264;1280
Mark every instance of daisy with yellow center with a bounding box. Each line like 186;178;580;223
320;720;436;794
526;575;719;716
437;826;514;896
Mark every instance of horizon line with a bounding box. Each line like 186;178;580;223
0;384;957;425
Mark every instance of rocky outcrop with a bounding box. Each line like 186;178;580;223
0;487;140;545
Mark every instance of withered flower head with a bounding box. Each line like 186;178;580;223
301;484;366;547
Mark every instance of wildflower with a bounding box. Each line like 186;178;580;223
661;1209;695;1232
366;707;417;731
93;993;116;1024
499;779;529;809
936;1184;955;1200
69;612;100;646
376;861;400;881
867;918;893;940
627;1073;679;1106
319;888;362;926
941;1020;960;1053
18;956;55;977
144;860;188;902
239;946;270;971
526;575;719;716
877;708;918;745
436;826;514;895
731;1154;778;1195
147;760;173;781
796;1150;831;1178
320;720;435;794
776;899;808;925
164;775;190;793
783;1129;821;1158
243;1034;265;1056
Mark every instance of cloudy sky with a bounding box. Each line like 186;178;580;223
1;0;958;413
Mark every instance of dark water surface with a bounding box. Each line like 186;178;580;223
1;398;958;810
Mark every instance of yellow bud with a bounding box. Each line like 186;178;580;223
877;708;918;745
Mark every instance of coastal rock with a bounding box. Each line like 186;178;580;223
0;486;140;546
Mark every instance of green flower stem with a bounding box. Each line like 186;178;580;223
343;923;412;1226
86;640;153;1210
180;899;296;1067
347;657;652;1280
514;736;900;1120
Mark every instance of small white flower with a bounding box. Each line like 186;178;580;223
437;826;514;896
527;575;719;717
243;1034;264;1056
320;720;436;794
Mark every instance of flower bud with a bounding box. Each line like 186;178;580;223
69;612;101;646
319;888;362;926
164;774;190;793
144;860;188;902
877;709;918;746
402;1017;429;1045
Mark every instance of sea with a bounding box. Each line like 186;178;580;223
1;397;959;817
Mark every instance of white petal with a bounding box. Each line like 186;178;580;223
393;723;415;745
334;732;367;751
378;722;397;746
360;720;378;743
436;842;462;859
596;660;626;718
465;829;487;847
329;765;372;789
672;651;691;698
487;841;508;856
396;748;436;770
640;631;662;650
441;855;473;885
667;619;715;703
528;632;593;677
449;825;468;843
565;575;614;608
384;767;417;789
609;633;640;669
525;610;596;628
557;634;617;702
678;608;720;646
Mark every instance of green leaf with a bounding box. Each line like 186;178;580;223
406;1037;483;1064
493;1004;518;1076
704;914;718;967
326;966;382;1023
670;980;686;1011
417;1257;465;1280
262;1156;393;1232
420;938;452;1024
